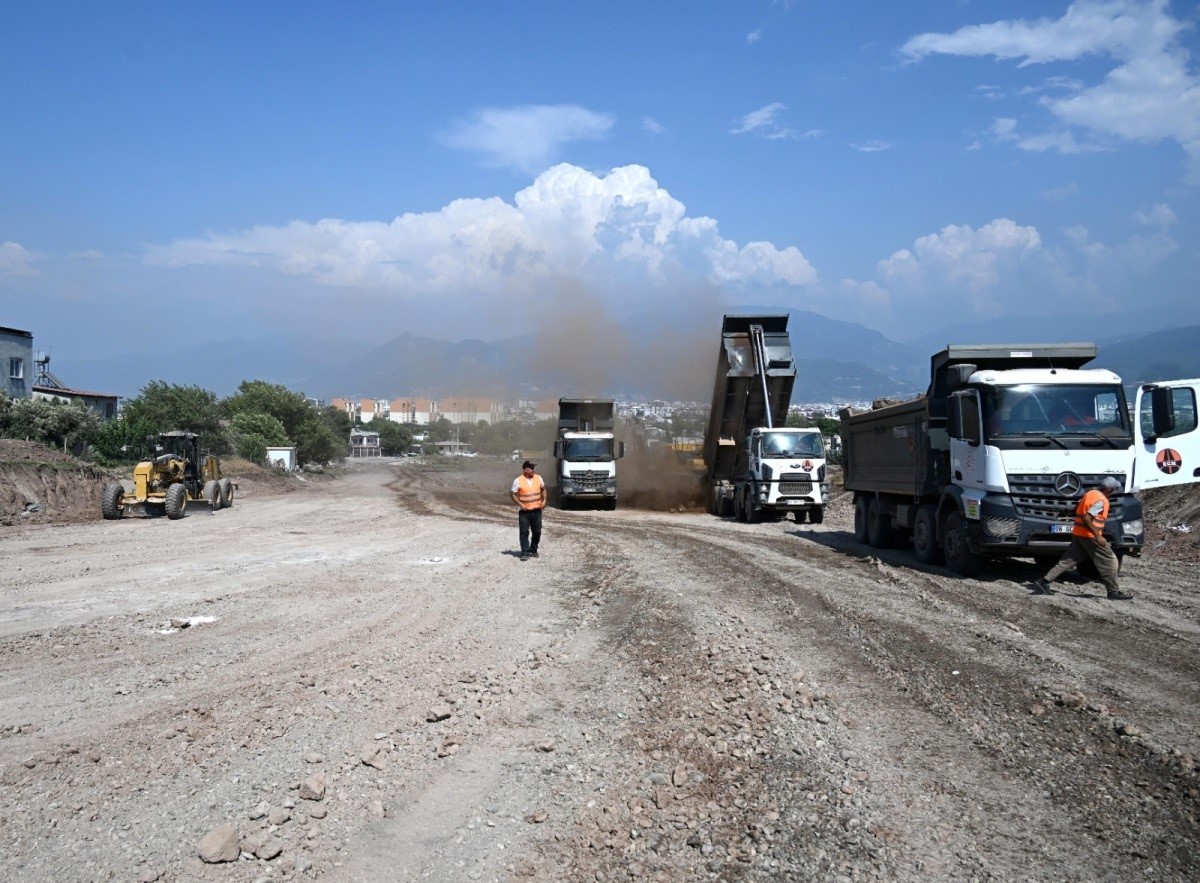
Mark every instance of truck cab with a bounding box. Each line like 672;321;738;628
554;398;624;510
947;366;1143;560
741;427;829;523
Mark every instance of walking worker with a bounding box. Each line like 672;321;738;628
510;460;547;561
1032;476;1132;600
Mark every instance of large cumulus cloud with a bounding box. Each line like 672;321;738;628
144;164;817;316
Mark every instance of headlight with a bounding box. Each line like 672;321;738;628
1122;519;1143;535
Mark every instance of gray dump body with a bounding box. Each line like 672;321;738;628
842;397;933;497
702;315;796;485
558;398;615;432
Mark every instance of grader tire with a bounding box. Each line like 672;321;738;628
165;483;188;520
101;482;124;520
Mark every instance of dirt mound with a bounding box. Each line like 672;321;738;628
1141;483;1200;565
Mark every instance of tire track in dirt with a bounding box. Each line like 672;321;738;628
412;465;1200;880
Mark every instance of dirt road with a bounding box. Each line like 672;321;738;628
2;460;1198;881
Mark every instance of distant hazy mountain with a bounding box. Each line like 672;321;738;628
903;301;1200;355
55;311;1191;407
53;332;368;400
1091;325;1200;385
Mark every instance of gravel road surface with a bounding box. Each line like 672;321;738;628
1;459;1197;881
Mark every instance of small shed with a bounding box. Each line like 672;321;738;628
266;446;298;471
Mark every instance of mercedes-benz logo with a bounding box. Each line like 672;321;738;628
1054;472;1082;496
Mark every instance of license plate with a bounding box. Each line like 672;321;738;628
1050;524;1072;534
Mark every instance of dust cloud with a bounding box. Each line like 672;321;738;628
521;280;736;512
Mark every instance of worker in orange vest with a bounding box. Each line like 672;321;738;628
1032;476;1131;600
510;460;547;561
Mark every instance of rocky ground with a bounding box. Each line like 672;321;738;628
0;452;1197;881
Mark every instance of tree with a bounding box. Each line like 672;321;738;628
223;381;311;439
121;382;224;447
373;419;413;456
91;414;159;464
230;412;290;463
0;396;101;453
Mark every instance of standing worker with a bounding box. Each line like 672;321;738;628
510;460;547;561
1032;476;1132;600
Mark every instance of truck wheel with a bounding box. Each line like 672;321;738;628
745;488;763;524
853;497;870;544
717;493;732;518
165;483;188;520
204;480;220;509
942;511;983;577
809;506;824;525
733;489;745;522
913;505;944;564
606;499;617;511
866;498;893;548
101;482;124;520
219;478;234;508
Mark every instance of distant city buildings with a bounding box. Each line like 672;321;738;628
326;394;869;427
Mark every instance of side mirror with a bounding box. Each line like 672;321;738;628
616;441;625;459
553;440;564;459
947;397;963;439
948;393;981;446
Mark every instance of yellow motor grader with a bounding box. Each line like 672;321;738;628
102;431;236;520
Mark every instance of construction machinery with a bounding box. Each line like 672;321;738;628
102;431;235;520
703;315;829;523
840;343;1184;575
554;398;625;509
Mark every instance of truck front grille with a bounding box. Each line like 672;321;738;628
779;473;814;496
1007;473;1127;520
568;469;608;492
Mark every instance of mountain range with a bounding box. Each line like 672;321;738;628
49;310;1200;406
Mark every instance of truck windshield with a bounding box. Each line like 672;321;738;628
762;433;824;457
983;384;1130;440
563;438;613;460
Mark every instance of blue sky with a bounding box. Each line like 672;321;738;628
2;0;1198;360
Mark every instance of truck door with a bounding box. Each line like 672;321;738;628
948;390;986;491
1134;379;1200;490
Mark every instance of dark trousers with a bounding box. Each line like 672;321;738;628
519;507;543;555
1045;534;1120;592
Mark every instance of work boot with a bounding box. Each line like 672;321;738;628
1106;590;1133;601
1030;578;1054;596
529;550;539;558
519;552;529;562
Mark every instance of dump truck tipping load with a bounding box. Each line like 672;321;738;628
554;398;624;509
703;315;828;523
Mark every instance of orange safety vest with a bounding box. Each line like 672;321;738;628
514;474;545;510
1072;489;1108;538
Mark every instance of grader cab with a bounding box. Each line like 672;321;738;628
102;431;236;520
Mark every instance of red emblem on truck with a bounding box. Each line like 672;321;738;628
1156;448;1182;474
801;460;813;472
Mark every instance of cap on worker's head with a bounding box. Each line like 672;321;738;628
1101;476;1121;492
522;460;536;470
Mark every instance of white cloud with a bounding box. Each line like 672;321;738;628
853;140;895;153
746;29;762;45
731;103;795;139
879;219;1042;293
439;104;615;174
1133;201;1176;228
901;1;1200;176
144;164;817;316
643;116;667;135
0;241;37;276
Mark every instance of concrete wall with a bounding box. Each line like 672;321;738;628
0;327;33;400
